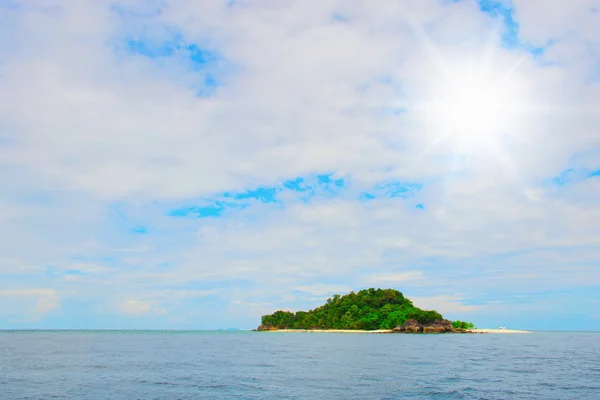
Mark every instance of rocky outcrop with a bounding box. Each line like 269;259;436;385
426;319;454;333
256;324;279;331
398;319;423;333
393;319;455;333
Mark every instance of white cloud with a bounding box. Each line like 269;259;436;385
118;290;216;317
0;288;57;297
36;295;60;314
121;299;155;316
410;295;480;314
0;257;43;275
294;284;352;297
365;272;424;284
513;0;599;45
0;289;60;319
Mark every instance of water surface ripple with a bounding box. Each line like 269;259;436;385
0;330;598;399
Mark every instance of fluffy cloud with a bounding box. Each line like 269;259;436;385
121;299;158;316
409;295;480;315
0;289;60;321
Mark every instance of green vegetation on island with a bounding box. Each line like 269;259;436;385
259;288;474;332
452;320;475;330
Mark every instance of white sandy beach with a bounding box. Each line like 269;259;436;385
467;328;532;334
269;329;393;333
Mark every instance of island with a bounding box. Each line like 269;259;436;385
257;288;479;333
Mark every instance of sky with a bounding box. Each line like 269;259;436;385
0;0;599;331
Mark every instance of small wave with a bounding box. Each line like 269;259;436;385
151;381;177;387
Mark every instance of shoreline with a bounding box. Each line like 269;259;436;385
270;329;393;333
259;328;532;334
467;328;532;334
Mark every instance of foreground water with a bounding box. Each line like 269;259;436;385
1;330;599;399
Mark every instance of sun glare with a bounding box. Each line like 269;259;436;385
436;75;512;136
416;57;529;156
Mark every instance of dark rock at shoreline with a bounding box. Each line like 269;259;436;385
393;318;455;333
256;324;279;331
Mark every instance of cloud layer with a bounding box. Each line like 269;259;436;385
1;0;599;330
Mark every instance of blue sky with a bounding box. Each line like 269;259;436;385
1;0;600;330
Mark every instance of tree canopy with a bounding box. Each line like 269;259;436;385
452;320;475;330
260;288;461;330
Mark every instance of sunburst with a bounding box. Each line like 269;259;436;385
406;21;537;170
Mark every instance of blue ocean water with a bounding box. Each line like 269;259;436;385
0;330;599;399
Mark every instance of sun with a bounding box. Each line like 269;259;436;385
415;56;529;156
434;73;514;138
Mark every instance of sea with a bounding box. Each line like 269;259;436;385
0;330;599;399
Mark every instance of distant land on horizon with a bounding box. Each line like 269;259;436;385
257;288;475;333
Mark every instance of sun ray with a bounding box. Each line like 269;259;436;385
399;7;554;195
417;129;450;160
412;45;534;170
479;26;501;72
401;6;450;78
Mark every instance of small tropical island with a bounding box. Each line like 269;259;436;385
256;288;527;334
